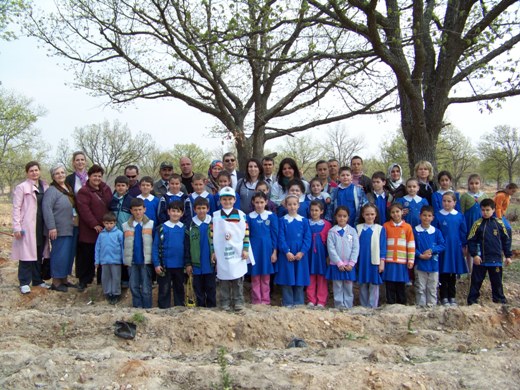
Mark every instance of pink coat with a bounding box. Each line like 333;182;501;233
12;179;50;261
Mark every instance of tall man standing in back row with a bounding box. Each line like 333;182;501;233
222;152;244;191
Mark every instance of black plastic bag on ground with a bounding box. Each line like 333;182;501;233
114;321;137;340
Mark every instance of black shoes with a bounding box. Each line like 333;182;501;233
51;284;68;292
77;283;87;292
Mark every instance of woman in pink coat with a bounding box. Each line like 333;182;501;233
12;161;51;294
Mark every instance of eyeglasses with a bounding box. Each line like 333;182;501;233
126;175;137;179
224;159;235;163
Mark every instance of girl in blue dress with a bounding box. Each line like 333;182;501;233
277;179;310;218
247;191;278;305
275;195;312;307
326;206;359;309
431;171;461;214
395;178;428;229
306;200;332;308
433;192;468;306
356;204;386;308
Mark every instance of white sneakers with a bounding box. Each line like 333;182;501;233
37;283;51;289
20;285;31;294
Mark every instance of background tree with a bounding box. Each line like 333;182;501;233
310;0;520;172
0;0;28;41
478;125;520;184
139;147;175;179
27;0;396;168
170;143;212;176
479;152;507;190
436;126;476;188
379;130;410;178
71;120;155;180
320;125;365;167
279;135;322;178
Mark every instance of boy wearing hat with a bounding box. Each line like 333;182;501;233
211;186;252;311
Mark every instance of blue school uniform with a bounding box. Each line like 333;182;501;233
157;192;190;225
307;193;331;217
326;225;359;281
431;190;461;214
413;225;446;273
247;211;278;276
277;196;310;218
152;221;188;268
433;210;468;275
137;194;160;223
396;195;428;229
189;191;217;217
275;215;311;286
308;220;331;276
327;184;367;227
356;224;386;284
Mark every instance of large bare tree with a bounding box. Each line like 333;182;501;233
26;0;396;168
309;0;520;171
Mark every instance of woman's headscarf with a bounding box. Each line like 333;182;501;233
387;163;403;191
207;160;223;194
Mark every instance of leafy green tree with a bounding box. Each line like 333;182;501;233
0;0;29;40
170;143;212;176
309;0;520;171
436;126;476;188
27;0;395;168
478;125;520;184
279;135;322;178
379;130;410;178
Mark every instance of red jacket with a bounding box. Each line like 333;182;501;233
76;181;112;243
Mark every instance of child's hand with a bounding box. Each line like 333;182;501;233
286;252;295;261
420;251;432;260
345;264;353;271
505;258;512;266
94;225;103;233
185;265;193;275
402;208;409;216
325;198;331;204
95;264;99;270
155;266;163;275
242;250;248;260
378;261;385;273
211;253;217;264
462;246;468;257
294;252;304;261
407;262;414;269
338;264;345;271
271;251;278;263
473;256;482;265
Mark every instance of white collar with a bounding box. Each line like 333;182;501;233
192;191;209;199
137;194;155;201
404;195;422;202
166;191;184;197
164;221;184;228
284;214;303;222
222;207;233;215
132;220;144;227
249;211;272;220
374;191;385;198
440;209;458;215
415;225;436;234
332;225;348;232
392;221;404;226
192;215;211;226
363;223;374;231
310;219;324;226
437;189;451;195
338;183;352;189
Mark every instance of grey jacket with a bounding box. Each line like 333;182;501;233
42;185;76;237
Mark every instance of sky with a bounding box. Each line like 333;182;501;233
1;6;519;165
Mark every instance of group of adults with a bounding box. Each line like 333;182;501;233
11;150;407;294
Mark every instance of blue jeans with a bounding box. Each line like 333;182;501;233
128;264;152;308
281;285;304;307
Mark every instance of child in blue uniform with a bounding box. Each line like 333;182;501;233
356;204;386;308
433;192;468;306
188;197;216;307
137;176;160;224
326;166;367;226
275;195;312;307
396;178;428;229
431;171;461;214
189;174;217;218
366;171;393;223
277;179;310;218
152;200;190;308
247;191;278;305
157;174;190;225
254;181;277;214
306;200;331;308
413;206;445;307
327;206;359;309
307;178;331;218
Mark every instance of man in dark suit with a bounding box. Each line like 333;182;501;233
222;152;244;190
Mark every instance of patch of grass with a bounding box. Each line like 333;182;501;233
215;346;232;390
407;314;416;334
60;322;68;337
131;312;146;325
345;332;368;341
504;259;520;284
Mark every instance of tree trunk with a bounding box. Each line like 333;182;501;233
235;136;252;173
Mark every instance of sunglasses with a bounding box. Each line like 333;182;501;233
126;175;137;179
224;159;235;163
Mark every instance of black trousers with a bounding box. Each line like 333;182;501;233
385;281;406;304
468;264;506;304
157;268;185;308
76;242;100;285
193;273;217;307
439;273;457;300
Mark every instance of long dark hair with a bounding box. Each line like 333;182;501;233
276;157;301;191
245;158;264;183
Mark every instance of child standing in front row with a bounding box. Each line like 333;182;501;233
247;191;278;305
383;203;415;305
275;194;312;307
306;200;331;308
327;206;359;309
356;204;386;308
188;197;216;307
95;212;124;304
123;198;154;308
413;206;445;307
152;200;190;308
433;192;468;306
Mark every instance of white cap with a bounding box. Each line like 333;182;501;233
219;186;236;198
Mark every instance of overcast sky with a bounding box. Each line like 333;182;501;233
1;7;519;163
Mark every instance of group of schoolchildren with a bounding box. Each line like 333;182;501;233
94;158;517;311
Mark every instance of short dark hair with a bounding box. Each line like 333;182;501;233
371;171;386;181
309;199;324;211
351;155;363;164
125;165;139;174
102;212;117;222
140;176;154;185
169;173;182;183
252;191;268;202
262;156;274;164
25;161;40;172
287;179;305;193
217;171;232;181
168;200;185;211
480;198;495;209
88;164;104;176
339;166;351;174
115;175;129;185
192;173;205;182
437;170;453;183
130;198;145;209
506;183;519;190
315;159;328;168
420;205;434;215
193;197;209;209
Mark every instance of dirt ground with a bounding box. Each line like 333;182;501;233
2;202;520;389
